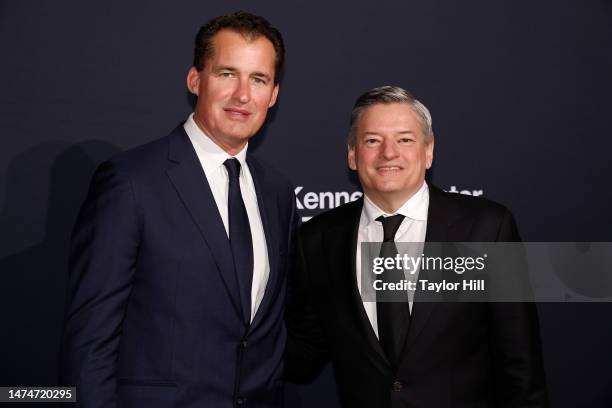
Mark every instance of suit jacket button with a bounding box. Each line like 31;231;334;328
240;340;248;349
236;397;246;405
392;381;403;391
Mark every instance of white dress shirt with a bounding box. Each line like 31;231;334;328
356;181;429;338
183;113;269;322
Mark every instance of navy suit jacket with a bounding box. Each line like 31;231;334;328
62;126;298;408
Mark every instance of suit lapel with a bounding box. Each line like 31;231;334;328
328;199;392;373
247;156;280;330
402;187;446;352
403;185;473;352
165;127;244;322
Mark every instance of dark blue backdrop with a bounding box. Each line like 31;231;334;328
1;1;611;406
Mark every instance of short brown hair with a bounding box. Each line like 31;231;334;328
193;11;285;84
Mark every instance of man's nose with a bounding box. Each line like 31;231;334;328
381;140;399;160
233;78;251;104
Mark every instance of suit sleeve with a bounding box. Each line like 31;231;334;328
284;226;330;383
61;160;140;408
489;209;549;407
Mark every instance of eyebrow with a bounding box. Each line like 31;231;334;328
215;66;237;72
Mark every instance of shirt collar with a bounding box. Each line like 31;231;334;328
183;113;248;172
363;181;429;225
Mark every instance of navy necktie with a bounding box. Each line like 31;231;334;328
376;214;411;370
224;158;253;324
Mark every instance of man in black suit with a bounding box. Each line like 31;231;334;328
62;12;297;407
285;86;548;407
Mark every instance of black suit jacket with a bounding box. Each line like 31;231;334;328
286;185;547;408
62;126;298;408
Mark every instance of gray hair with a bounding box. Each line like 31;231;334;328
348;86;434;146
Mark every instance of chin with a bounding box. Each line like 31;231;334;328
221;128;253;141
374;183;404;193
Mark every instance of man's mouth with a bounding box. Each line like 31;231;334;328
377;165;402;172
224;107;251;120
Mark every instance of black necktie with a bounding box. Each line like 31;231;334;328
224;158;253;324
376;214;411;370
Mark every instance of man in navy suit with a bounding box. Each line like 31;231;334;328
62;11;297;407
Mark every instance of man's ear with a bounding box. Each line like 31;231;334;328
186;67;201;96
425;138;434;169
268;83;279;108
348;145;357;170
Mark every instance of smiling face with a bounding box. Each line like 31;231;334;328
348;103;434;212
187;29;279;155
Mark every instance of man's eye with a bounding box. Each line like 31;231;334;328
220;72;234;78
253;77;267;85
399;138;415;143
364;138;379;144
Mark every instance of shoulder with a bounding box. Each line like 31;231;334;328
103;135;171;177
247;154;294;197
429;184;510;219
428;184;520;241
301;198;362;237
94;125;188;182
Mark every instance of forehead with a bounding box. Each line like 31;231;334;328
357;103;422;135
208;29;276;72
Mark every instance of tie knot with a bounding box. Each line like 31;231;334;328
376;214;405;242
223;158;241;178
